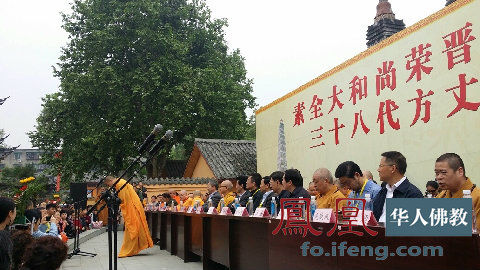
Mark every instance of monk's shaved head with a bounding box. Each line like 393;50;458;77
105;176;117;187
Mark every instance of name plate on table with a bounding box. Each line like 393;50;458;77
313;209;336;223
179;207;185;212
350;210;378;226
207;207;218;215
220;207;233;216
195;207;203;214
234;207;249;217
253;207;270;218
187;207;194;213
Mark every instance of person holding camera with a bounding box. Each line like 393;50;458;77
24;209;58;238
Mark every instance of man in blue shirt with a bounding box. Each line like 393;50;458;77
335;161;381;210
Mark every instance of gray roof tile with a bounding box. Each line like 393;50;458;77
194;138;256;179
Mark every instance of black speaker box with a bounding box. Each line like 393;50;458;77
70;182;88;209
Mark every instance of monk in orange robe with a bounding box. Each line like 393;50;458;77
105;176;153;257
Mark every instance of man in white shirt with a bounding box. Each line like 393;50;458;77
372;151;423;223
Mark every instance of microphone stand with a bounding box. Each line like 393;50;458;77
68;199;97;259
87;133;172;270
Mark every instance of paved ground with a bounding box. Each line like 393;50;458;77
61;231;203;270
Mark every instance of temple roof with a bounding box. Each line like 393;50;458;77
184;138;257;179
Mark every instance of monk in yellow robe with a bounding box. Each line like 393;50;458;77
105;176;154;257
183;190;204;208
313;168;346;212
435;153;480;231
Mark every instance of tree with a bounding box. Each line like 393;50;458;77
29;0;256;182
0;165;49;217
1;96;16;162
0;129;5;147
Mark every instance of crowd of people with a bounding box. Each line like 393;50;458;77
145;151;479;231
0;199;68;270
0;199;101;270
1;150;478;269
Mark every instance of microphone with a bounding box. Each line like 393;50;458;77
138;124;163;153
149;130;173;155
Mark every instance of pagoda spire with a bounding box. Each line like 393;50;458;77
366;0;406;47
277;119;287;172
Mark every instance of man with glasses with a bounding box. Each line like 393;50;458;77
217;180;235;212
203;180;222;211
372;151;423;223
425;180;439;197
38;203;58;236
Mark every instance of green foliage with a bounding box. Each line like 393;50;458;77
0;129;5;148
16;180;47;217
0;165;49;216
29;0;256;181
0;165;37;185
169;144;187;160
243;114;256;141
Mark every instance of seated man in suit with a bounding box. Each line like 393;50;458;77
259;176;275;214
373;151;423;223
203;180;221;211
235;175;251;207
283;169;310;199
435;153;480;232
270;171;290;211
246;173;264;212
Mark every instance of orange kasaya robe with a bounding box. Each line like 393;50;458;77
115;179;153;258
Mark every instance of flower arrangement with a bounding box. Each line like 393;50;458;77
19;177;35;184
13;176;47;224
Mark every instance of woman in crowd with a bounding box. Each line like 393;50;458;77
20;236;68;270
10;230;33;270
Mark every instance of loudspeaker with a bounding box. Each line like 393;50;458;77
70;182;88;209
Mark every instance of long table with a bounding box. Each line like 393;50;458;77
145;211;480;270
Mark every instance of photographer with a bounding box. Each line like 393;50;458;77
24;209;58;238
